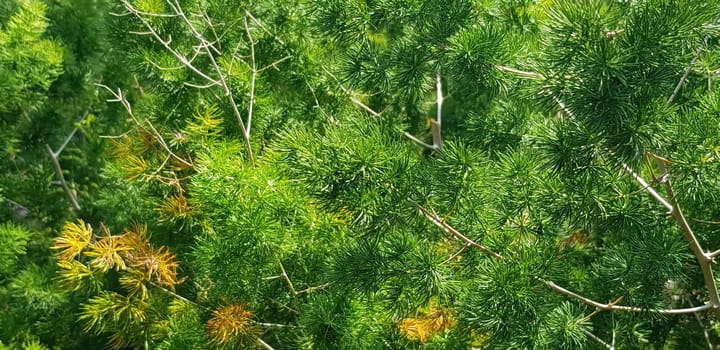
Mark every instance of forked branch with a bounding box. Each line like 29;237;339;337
623;156;720;307
46;110;90;212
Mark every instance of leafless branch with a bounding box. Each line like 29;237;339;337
297;283;331;295
694;311;714;350
243;16;257;138
257;55;292;73
46;111;90;211
620;163;673;211
405;70;444;150
96;84;194;168
496;65;543;79
439;243;471;265
652;157;720;306
412;200;503;259
668;15;720;104
256;338;274;350
540;279;713;315
322;66;381;117
278;260;297;296
582;329;614;350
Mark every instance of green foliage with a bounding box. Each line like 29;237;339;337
5;0;720;349
0;0;63;114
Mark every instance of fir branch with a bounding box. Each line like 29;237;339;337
413;199;716;315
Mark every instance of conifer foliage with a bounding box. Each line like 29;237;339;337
3;0;720;349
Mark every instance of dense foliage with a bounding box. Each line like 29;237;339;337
3;0;720;349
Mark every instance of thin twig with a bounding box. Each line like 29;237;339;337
96;84;194;168
440;243;471;265
581;329;614;350
278;261;297;296
496;65;543;79
244;16;257;139
46;110;90;211
694;311;714;350
297;283;331;295
540;279;713;314
412;200;502;259
147;280;211;312
404;132;438;150
322;66;381;117
621;163;673;211
668;15;720;104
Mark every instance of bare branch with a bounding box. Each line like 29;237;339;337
496;65;543;79
257;55;292;73
668;15;720;104
412;201;503;259
148;280;211;312
620;163;673;211
46;111;90;211
243;16;257;138
582;329;614;350
278;260;297;296
694;312;713;350
405;70;444;150
540;279;713;315
439;243;471;265
322;66;381;117
653;158;720;306
404;132;438;150
297;283;331;295
256;338;274;350
121;0;221;86
96;84;194;168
